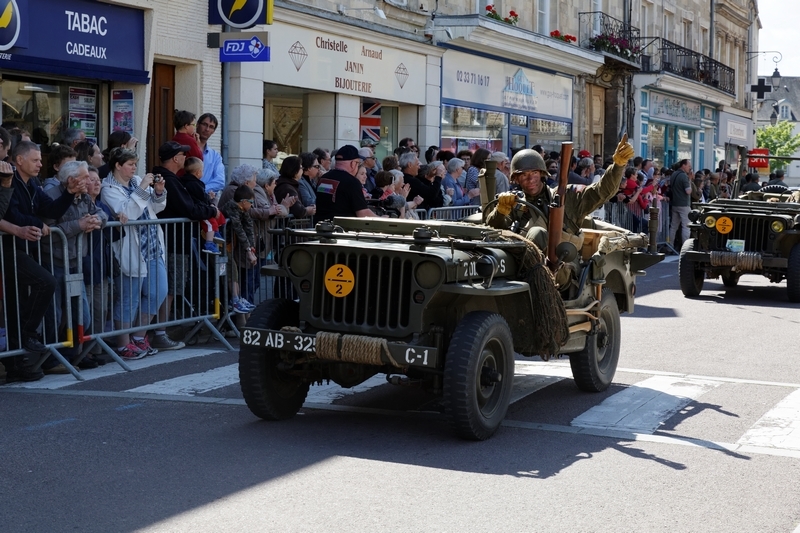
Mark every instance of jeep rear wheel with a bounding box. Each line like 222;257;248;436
679;238;705;297
443;311;514;441
239;299;310;420
787;244;800;303
569;289;620;392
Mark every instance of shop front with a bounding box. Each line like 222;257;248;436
440;49;573;156
228;14;439;167
717;110;753;169
0;0;147;172
637;90;716;170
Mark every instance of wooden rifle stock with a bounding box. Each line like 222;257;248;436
547;142;573;271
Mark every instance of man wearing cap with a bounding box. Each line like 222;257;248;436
315;145;374;221
358;147;378;193
767;169;787;187
153;141;218;351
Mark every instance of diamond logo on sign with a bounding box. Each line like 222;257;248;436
289;41;307;71
395;63;408;89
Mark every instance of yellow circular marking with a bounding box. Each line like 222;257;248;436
324;264;355;298
715;216;733;235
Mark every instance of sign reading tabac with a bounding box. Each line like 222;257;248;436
441;50;573;120
256;23;426;105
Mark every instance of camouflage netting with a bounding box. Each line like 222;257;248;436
498;230;569;359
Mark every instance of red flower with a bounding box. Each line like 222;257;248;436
509;10;518;17
503;17;510;22
485;4;494;10
551;30;561;37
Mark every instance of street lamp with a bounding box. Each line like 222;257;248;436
760;98;786;126
746;50;783;89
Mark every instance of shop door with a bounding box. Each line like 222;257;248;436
510;131;527;156
146;63;175;172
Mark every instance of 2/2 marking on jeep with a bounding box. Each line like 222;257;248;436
324;264;355;297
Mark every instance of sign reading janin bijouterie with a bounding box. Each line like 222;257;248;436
261;23;426;105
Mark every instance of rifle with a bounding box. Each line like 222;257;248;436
547;141;573;272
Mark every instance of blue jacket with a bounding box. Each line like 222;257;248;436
442;174;471;206
83;200;120;285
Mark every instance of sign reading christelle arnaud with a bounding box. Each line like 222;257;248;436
256;23;426;105
649;92;702;127
441;50;573;119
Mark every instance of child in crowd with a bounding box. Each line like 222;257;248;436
42;144;77;191
220;185;258;314
184;157;226;254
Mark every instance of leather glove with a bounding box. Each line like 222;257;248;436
612;133;634;166
496;192;517;216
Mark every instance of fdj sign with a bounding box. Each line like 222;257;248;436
209;0;271;29
219;34;269;63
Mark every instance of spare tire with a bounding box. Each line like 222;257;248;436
759;183;790;194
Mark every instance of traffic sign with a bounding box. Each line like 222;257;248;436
219;33;270;63
748;148;769;169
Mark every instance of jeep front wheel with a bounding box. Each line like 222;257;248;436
787;244;800;303
679;238;705;297
443;311;514;441
239;299;310;420
569;289;620;392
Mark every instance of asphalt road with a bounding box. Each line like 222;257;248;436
2;257;800;533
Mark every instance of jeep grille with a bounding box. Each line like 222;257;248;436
712;216;771;253
310;250;413;330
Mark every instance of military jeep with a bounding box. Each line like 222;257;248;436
679;191;800;302
239;212;663;440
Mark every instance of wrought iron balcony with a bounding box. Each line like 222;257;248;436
639;37;735;95
578;12;641;66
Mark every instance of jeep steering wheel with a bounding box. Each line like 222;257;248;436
482;195;547;229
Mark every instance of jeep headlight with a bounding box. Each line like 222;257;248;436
704;216;716;228
771;220;785;233
415;261;442;289
288;250;313;277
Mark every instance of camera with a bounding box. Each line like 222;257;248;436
153;174;163;183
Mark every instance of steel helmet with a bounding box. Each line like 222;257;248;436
510;149;548;176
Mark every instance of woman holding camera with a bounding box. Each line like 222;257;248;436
101;147;168;360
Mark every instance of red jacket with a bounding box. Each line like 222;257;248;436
172;132;203;161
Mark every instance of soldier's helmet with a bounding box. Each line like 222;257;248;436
510;149;548;178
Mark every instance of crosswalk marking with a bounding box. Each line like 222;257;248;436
127;364;239;396
737;388;800;451
305;375;388;404
571;375;720;433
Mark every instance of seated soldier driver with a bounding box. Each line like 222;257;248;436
486;135;634;254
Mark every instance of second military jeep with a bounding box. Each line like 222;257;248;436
240;210;663;440
679;192;800;302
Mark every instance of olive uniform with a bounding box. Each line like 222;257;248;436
486;158;625;251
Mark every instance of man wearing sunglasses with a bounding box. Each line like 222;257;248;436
315;145;374;222
358;147;378;193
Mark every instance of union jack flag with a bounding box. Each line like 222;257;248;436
360;101;381;143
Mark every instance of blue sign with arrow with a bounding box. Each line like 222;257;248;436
219;34;270;62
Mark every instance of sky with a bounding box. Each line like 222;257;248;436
755;0;798;77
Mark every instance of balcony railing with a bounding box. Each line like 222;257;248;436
639;37;735;95
578;12;641;66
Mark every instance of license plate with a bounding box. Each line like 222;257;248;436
241;329;316;353
726;239;745;253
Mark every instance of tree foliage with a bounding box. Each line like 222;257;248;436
755;120;800;172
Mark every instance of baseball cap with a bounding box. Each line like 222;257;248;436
357;147;374;160
334;144;361;161
159;141;190;161
578;149;591;158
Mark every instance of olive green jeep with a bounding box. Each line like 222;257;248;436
240;209;663;440
679;190;800;301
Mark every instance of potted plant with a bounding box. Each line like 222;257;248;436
550;30;577;43
589;33;641;60
485;5;519;26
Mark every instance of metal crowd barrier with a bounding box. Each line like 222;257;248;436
1;227;79;377
601;198;675;253
1;217;233;382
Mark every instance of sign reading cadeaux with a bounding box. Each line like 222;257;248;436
441;50;573;120
256;22;426;105
0;0;147;83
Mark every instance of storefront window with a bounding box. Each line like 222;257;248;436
677;128;693;163
528;118;571;155
1;75;100;177
650;122;665;169
441;104;506;154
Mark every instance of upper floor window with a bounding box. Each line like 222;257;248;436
781;105;790;120
537;0;550;35
475;0;491;13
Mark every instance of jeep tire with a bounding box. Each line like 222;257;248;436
443;311;514;441
679;238;705;297
788;244;800;303
239;299;310;420
569;289;620;392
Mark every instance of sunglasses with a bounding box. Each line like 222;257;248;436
312;164;322;169
243;199;254;204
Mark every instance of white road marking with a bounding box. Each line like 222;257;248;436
659;274;673;279
3;348;222;390
571;375;721;433
305;374;388;404
737;388;800;451
510;361;573;404
127;364;239;396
